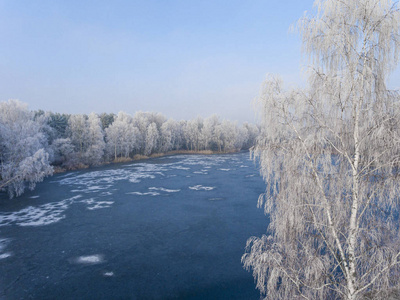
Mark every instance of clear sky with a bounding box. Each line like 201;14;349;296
1;0;400;123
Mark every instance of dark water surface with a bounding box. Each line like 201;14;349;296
0;152;267;299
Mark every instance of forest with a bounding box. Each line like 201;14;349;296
0;99;259;198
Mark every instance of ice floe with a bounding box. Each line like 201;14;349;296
103;271;114;277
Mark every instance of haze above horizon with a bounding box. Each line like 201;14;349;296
1;0;400;123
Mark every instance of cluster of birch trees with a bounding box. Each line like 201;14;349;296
0;100;258;198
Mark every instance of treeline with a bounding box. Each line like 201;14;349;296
0;100;259;198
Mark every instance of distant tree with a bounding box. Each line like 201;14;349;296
85;113;105;166
242;1;400;299
144;122;159;155
242;122;259;149
47;112;70;140
0;100;53;198
99;112;115;130
105;111;138;160
202;115;220;151
50;138;75;168
67;114;89;156
160;119;176;152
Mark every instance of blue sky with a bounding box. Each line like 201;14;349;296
1;0;399;123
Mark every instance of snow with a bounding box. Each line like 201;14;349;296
127;192;160;196
0;195;82;227
149;187;180;193
189;185;215;191
74;254;104;264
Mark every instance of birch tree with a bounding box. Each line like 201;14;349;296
85;112;105;166
242;1;400;299
0;100;53;198
144;122;159;156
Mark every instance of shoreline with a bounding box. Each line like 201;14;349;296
53;149;247;174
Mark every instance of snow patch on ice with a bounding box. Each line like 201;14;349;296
129;174;155;183
189;185;215;191
219;168;231;171
0;195;82;227
0;252;11;259
149;187;180;193
127;192;160;196
0;238;11;260
57;163;167;193
171;166;190;170
74;254;104;264
87;201;114;210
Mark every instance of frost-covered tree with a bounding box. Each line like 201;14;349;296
50;138;75;168
144;122;159;155
242;122;259;149
99;112;115;130
85;113;105;165
202;115;220;151
0;100;53;198
160;119;176;152
242;1;400;299
67;114;89;156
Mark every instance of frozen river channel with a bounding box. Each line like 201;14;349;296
0;151;267;299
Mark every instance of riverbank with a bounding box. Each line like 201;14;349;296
53;149;245;174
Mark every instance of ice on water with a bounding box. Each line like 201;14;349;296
0;238;11;260
127;191;160;196
189;185;215;191
149;187;180;193
0;195;82;227
73;254;104;264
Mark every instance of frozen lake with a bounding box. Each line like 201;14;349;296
0;151;267;299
